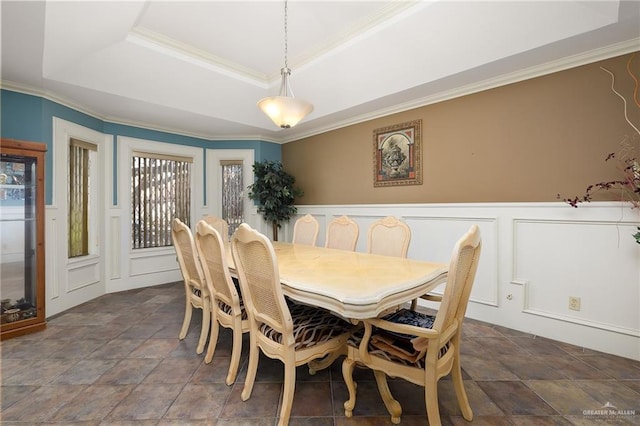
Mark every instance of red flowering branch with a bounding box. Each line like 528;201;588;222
557;54;640;243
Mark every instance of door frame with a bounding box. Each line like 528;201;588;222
48;118;110;317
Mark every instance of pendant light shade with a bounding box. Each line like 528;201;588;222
258;1;313;129
258;67;313;128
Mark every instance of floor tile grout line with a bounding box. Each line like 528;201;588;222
3;281;640;424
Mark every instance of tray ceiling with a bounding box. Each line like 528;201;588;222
2;1;639;143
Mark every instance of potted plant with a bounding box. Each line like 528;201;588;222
248;160;304;241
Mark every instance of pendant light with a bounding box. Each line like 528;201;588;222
257;0;313;128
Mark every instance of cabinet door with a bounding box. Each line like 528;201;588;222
1;139;46;339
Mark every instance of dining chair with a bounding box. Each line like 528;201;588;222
171;218;211;355
231;223;355;426
342;224;481;425
292;213;319;246
367;215;411;257
201;215;230;247
195;219;249;385
325;215;359;251
367;215;424;309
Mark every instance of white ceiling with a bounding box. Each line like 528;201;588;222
2;1;639;143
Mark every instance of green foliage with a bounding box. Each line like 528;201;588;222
247;160;303;237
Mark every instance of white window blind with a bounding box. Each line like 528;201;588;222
131;151;192;249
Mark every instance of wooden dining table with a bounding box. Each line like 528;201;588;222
228;241;448;320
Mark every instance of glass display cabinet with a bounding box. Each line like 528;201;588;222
1;139;46;339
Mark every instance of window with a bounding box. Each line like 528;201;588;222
68;138;97;258
221;160;244;237
131;151;192;249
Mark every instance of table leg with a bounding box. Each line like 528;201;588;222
342;356;357;417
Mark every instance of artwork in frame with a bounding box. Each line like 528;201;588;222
373;119;422;187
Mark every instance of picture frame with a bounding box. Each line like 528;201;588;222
373;119;422;187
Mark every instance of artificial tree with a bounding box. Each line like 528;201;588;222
248;160;304;241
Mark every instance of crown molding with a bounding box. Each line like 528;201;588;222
128;2;422;84
281;38;640;143
126;27;270;88
3;38;638;145
0;80;276;143
1;80;109;124
292;1;422;74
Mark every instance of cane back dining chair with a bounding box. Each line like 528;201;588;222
201;215;230;248
171;218;211;355
231;223;355;426
343;224;481;425
367;216;411;257
325;215;359;251
292;213;319;246
195;219;249;385
367;215;421;308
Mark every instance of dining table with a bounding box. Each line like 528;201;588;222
227;241;448;320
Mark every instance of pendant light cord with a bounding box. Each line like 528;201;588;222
284;0;288;70
257;0;313;128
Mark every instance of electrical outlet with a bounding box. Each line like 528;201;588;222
568;296;581;311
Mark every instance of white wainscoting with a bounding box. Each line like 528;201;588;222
43;197;639;360
104;207;264;294
284;202;640;361
67;256;101;292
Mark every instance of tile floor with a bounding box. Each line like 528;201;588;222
1;281;640;425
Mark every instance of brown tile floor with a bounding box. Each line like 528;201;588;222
2;281;640;425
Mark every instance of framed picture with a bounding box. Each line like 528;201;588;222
373;119;422;187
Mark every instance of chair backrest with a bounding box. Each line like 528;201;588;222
201;215;230;247
195;219;238;307
292;214;319;246
231;223;294;340
426;225;481;341
172;218;206;291
367;216;411;257
325;215;359;251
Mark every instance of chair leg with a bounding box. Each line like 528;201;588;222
277;358;296;426
451;354;473;421
373;370;402;425
342;356;357;418
225;320;243;385
204;313;220;364
179;298;193;340
241;335;259;401
424;374;442;426
196;300;210;354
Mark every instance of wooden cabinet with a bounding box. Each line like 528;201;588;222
1;139;47;339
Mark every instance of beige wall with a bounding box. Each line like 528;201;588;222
282;52;640;205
